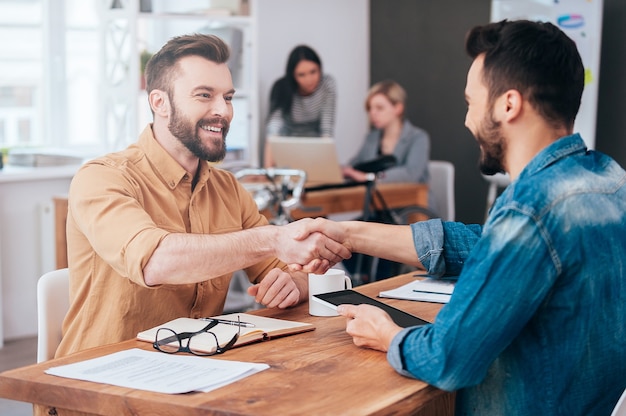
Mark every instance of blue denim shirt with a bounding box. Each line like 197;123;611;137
388;134;626;415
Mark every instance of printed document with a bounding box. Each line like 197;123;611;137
45;348;269;394
379;277;456;304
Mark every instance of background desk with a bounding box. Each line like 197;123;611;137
0;274;454;416
292;182;428;220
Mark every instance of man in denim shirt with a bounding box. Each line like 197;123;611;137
297;20;626;415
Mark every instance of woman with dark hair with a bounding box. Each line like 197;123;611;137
264;45;337;167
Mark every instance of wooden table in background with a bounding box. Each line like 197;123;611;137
291;182;428;220
0;274;454;416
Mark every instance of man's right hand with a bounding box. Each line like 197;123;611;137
337;304;402;352
274;218;351;273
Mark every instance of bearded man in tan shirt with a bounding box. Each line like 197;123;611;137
55;34;349;359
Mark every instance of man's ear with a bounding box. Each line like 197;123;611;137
148;89;170;117
502;89;523;122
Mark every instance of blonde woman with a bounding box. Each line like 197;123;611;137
343;80;430;185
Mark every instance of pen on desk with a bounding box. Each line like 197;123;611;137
200;318;256;328
412;290;451;295
413;274;456;281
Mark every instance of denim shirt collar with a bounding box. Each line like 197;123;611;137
517;133;587;181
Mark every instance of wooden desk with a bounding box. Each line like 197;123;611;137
292;182;428;220
0;274;454;416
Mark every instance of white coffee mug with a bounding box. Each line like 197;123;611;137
308;269;353;316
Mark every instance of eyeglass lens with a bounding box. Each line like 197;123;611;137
154;318;240;356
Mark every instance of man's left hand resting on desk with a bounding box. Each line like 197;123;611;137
247;268;307;309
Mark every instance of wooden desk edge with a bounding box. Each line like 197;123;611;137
0;273;454;416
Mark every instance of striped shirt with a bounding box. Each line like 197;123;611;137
266;74;336;137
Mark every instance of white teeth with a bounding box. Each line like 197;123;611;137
201;125;222;132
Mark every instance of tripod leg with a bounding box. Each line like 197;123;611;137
351;181;376;285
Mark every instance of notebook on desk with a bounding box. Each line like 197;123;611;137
267;136;345;186
137;313;315;353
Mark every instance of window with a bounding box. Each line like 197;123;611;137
65;0;100;149
0;0;256;163
0;0;101;153
0;0;43;148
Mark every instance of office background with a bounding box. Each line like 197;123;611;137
370;0;626;223
257;0;370;173
2;0;622;225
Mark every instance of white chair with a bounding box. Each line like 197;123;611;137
37;268;70;362
482;172;510;220
428;160;455;221
612;388;626;416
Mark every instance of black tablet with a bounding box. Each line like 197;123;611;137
312;290;430;328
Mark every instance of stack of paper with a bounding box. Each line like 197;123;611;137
379;277;456;304
45;348;269;394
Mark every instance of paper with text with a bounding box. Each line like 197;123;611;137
379;277;456;303
45;348;269;394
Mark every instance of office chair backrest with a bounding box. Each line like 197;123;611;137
37;268;70;362
428;160;455;221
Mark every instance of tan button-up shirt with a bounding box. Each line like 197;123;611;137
56;125;283;357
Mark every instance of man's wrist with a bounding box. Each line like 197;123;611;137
365;172;376;181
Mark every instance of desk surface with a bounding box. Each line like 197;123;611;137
0;274;453;416
292;182;428;220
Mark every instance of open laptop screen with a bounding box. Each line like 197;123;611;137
267;136;345;186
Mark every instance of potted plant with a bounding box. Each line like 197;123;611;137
139;49;153;90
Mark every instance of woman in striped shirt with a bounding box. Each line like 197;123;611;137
264;45;337;167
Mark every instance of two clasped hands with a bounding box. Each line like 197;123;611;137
248;217;402;353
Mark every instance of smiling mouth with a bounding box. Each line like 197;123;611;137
201;125;222;133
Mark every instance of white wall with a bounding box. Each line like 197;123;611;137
491;0;603;149
0;167;77;343
256;0;370;164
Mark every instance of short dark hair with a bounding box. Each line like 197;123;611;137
269;45;323;116
465;20;584;129
145;34;230;96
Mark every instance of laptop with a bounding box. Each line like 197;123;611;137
267;136;345;187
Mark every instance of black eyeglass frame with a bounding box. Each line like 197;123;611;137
153;318;240;356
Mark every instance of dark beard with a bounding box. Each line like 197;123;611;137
476;110;506;176
168;102;229;162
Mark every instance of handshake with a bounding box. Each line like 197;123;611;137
273;217;353;275
250;215;416;309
